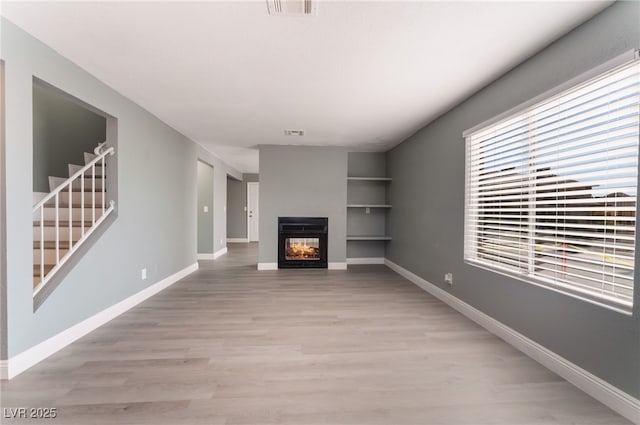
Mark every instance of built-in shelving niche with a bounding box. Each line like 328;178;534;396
346;152;391;262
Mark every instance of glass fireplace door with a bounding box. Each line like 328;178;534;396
285;237;320;261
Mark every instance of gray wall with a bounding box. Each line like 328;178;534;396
227;173;259;239
386;1;640;398
197;161;214;254
1;60;6;362
32;82;106;192
259;145;347;265
348;152;386;178
1;18;241;359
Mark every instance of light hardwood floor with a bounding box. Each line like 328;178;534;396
0;243;631;424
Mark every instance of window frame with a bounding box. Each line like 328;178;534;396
463;50;639;315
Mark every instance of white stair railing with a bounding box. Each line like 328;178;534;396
33;144;115;296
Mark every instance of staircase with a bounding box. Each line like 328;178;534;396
33;143;115;295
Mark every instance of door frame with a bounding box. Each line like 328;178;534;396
247;182;259;242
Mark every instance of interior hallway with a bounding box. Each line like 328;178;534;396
0;243;630;424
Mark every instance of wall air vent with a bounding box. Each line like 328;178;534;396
267;0;318;16
284;129;305;136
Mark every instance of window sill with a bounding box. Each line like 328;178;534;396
464;259;633;316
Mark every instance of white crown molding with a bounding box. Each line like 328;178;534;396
384;258;640;424
6;262;198;380
346;257;385;265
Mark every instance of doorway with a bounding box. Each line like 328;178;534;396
247;182;259;242
197;160;214;257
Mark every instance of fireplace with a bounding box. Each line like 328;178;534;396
278;217;328;269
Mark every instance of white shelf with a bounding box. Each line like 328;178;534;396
347;204;391;208
347;235;392;241
347;177;392;182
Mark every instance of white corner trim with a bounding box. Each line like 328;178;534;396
227;238;248;243
6;262;198;380
347;257;385;265
383;258;640;424
328;262;348;270
0;360;8;380
213;247;228;259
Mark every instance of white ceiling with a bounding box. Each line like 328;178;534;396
2;1;613;173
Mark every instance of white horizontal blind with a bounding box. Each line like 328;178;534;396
464;58;640;311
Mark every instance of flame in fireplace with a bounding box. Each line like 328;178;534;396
286;241;320;260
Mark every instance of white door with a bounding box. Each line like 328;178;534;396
247;182;259;242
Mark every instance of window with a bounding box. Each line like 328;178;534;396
464;56;640;312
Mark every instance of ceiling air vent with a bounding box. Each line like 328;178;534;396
284;129;305;136
267;0;318;16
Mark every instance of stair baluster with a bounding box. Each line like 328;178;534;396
55;192;59;263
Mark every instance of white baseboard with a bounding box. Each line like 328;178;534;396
384;259;640;424
198;247;227;260
328;262;348;270
5;262;198;380
347;257;385;265
0;360;8;380
227;238;248;243
213;247;227;259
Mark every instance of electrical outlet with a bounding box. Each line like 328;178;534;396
203;206;208;213
365;207;371;214
141;268;147;280
444;272;453;285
